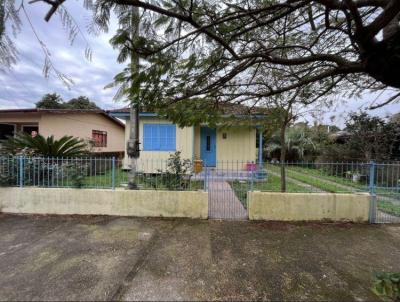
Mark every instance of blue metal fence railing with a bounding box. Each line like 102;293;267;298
1;156;400;223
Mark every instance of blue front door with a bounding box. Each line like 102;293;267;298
200;127;217;166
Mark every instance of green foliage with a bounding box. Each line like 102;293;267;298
159;151;192;190
69;164;87;188
344;112;400;161
65;96;99;109
267;126;316;161
317;112;400;162
36;93;99;110
36;93;65;109
378;201;400;218
2;133;88;157
372;272;400;300
0;172;16;187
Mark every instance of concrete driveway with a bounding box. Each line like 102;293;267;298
0;214;400;301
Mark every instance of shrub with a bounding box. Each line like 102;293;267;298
372;272;400;301
159;151;192;190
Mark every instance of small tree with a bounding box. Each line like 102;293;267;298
161;151;192;190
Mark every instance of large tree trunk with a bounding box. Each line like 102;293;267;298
280;124;287;192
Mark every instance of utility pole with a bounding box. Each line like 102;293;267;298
127;6;140;189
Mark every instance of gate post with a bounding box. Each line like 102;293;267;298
368;161;377;223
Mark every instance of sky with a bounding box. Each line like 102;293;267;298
0;1;399;128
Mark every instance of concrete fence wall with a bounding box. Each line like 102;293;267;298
248;192;370;222
0;188;208;219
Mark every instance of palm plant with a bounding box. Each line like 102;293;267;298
2;133;88;157
267;127;316;161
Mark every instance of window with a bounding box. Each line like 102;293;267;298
143;124;176;151
206;135;211;151
22;125;39;137
0;124;15;140
92;130;107;147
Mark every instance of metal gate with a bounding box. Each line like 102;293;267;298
367;162;400;223
371;163;400;223
203;165;252;220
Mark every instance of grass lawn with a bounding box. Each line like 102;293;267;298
83;169;204;191
229;173;310;208
378;200;400;217
266;164;359;193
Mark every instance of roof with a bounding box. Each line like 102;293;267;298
0;108;125;128
108;103;268;117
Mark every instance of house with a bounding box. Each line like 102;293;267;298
0;109;125;155
109;105;266;172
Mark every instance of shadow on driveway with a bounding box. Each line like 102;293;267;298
0;214;399;301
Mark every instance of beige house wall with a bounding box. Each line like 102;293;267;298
123;118;194;172
0;112;125;153
216;127;256;167
194;126;201;160
194;126;256;167
39;113;124;153
0;113;42;124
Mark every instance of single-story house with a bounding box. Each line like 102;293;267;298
0;109;125;155
109;105;266;172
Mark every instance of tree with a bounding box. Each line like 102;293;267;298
35;94;100;109
35;93;65;109
344;112;400;161
29;0;400;110
267;127;316;161
0;1;396;115
66;96;99;109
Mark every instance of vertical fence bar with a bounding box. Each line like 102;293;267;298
204;164;208;191
19;155;24;188
112;156;116;190
369;161;377;223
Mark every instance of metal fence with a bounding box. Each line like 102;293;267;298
0;156;206;191
1;156;399;223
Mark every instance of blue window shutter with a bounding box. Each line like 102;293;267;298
143;123;176;151
143;124;152;150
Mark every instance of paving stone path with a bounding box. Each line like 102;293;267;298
208;180;247;220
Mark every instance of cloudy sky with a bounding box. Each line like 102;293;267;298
0;0;125;110
0;0;399;127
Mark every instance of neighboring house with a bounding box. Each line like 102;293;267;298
0;109;125;155
109;105;266;172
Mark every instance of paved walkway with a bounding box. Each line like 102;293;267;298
208;181;247;220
